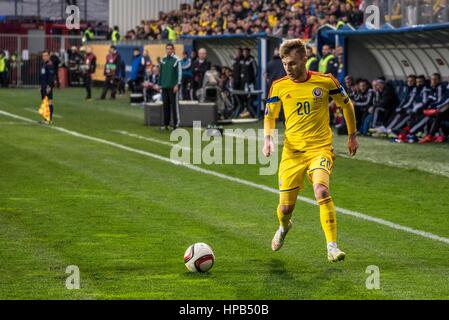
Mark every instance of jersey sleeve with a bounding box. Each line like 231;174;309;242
328;74;357;135
264;84;282;137
265;84;282;119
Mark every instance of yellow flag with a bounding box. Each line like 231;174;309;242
38;97;51;122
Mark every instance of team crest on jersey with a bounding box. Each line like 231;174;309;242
313;88;323;98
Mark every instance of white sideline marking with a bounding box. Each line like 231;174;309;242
1;109;449;246
24;108;63;119
114;130;191;152
0;121;32;125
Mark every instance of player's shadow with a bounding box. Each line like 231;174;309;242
268;258;290;277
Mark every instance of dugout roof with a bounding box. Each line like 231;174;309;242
326;23;449;81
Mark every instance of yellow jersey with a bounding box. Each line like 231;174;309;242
265;71;356;151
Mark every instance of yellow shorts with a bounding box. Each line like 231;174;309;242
278;146;335;197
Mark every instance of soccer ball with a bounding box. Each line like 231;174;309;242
183;243;215;273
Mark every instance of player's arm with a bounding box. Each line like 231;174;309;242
263;85;282;157
328;75;359;156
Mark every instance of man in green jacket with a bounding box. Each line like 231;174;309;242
159;43;182;130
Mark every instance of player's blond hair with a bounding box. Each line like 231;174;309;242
279;39;306;59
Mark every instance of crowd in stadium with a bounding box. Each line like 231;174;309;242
124;0;365;41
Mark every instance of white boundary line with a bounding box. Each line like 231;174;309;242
1;109;449;245
114;130;191;152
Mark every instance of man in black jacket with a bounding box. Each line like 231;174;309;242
81;46;97;100
232;48;243;90
266;47;286;93
353;79;375;131
192;48;211;100
40;50;56;123
372;78;399;127
50;52;61;88
240;47;257;92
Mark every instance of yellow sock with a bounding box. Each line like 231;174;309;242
318;197;337;243
277;205;292;230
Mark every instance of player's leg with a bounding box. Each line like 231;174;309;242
308;151;345;262
272;191;298;252
272;149;304;251
312;170;345;262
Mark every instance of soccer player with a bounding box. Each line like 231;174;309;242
40;50;55;124
263;39;359;262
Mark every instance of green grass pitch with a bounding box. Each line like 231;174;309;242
0;88;449;299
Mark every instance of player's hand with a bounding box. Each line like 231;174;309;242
348;133;359;157
263;136;275;157
173;85;179;94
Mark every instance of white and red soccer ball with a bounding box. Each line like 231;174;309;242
183;243;215;273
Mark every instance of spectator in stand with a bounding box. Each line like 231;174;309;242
192;48;211;100
132;1;364;41
180;51;193;100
